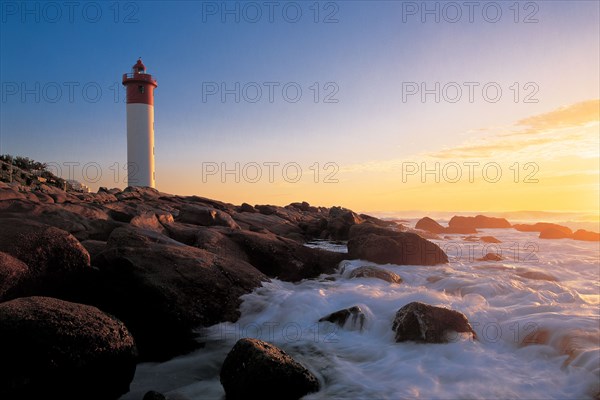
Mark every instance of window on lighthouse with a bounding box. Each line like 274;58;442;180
138;85;145;94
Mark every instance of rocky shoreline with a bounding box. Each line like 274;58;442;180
0;182;597;398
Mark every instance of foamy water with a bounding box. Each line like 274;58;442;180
122;227;600;400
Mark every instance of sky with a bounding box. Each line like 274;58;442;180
1;0;599;217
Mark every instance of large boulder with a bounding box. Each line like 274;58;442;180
0;218;46;255
348;266;402;284
572;229;600;242
319;306;366;331
220;338;320;400
14;226;91;275
1;226;92;301
177;204;240;229
327;206;364;240
447;215;511;233
347;224;448;266
539;228;572;239
477;252;503;261
513;223;572;234
226;230;345;281
415;217;446;234
130;212;168;234
392;302;476;343
233;211;303;237
0;296;137;399
0;252;29;300
480;236;501;243
93;227;267;360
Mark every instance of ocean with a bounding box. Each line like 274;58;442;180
122;224;600;399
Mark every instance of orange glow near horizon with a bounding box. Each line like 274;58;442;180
157;100;599;217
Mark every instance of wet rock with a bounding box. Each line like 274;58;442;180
540;228;572;239
449;215;511;231
415;217;446;234
513;223;572;234
347;224;448;266
319;306;366;331
226;230;345;281
348;266;402;284
220;338;320;400
327;206;364;240
0;296;137;400
480;236;501;243
477;252;503;261
572;229;600;242
516;270;558;282
392;302;476;343
143;391;167;400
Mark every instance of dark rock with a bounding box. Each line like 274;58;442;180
220;338;320;400
0;188;27;201
513;223;572;234
392;302;476;343
255;204;278;215
80;240;107;264
15;226;91;276
327;206;364;240
319;306;366;331
347;224;448;266
177;204;239;229
477;252;503;261
0;218;47;255
0;296;137;399
3;226;92;299
359;214;396;227
516;270;557;282
348;266;402;284
226;230;345;281
415;217;446;234
480;236;501;243
233;212;302;236
239;202;257;213
572;229;600;242
539;228;572;239
0;252;29;300
130;212;167;234
194;226;242;257
93;227;267;360
143;391;167;400
449;215;511;230
288;201;311;212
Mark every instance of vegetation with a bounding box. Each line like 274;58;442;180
0;154;71;191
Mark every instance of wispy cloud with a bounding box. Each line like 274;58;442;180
427;99;599;160
340;99;600;173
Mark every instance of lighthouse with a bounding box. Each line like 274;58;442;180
122;58;158;188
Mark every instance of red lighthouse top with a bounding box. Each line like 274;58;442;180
122;58;158;105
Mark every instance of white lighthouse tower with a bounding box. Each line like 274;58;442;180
122;58;158;188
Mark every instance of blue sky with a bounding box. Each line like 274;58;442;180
1;1;599;212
